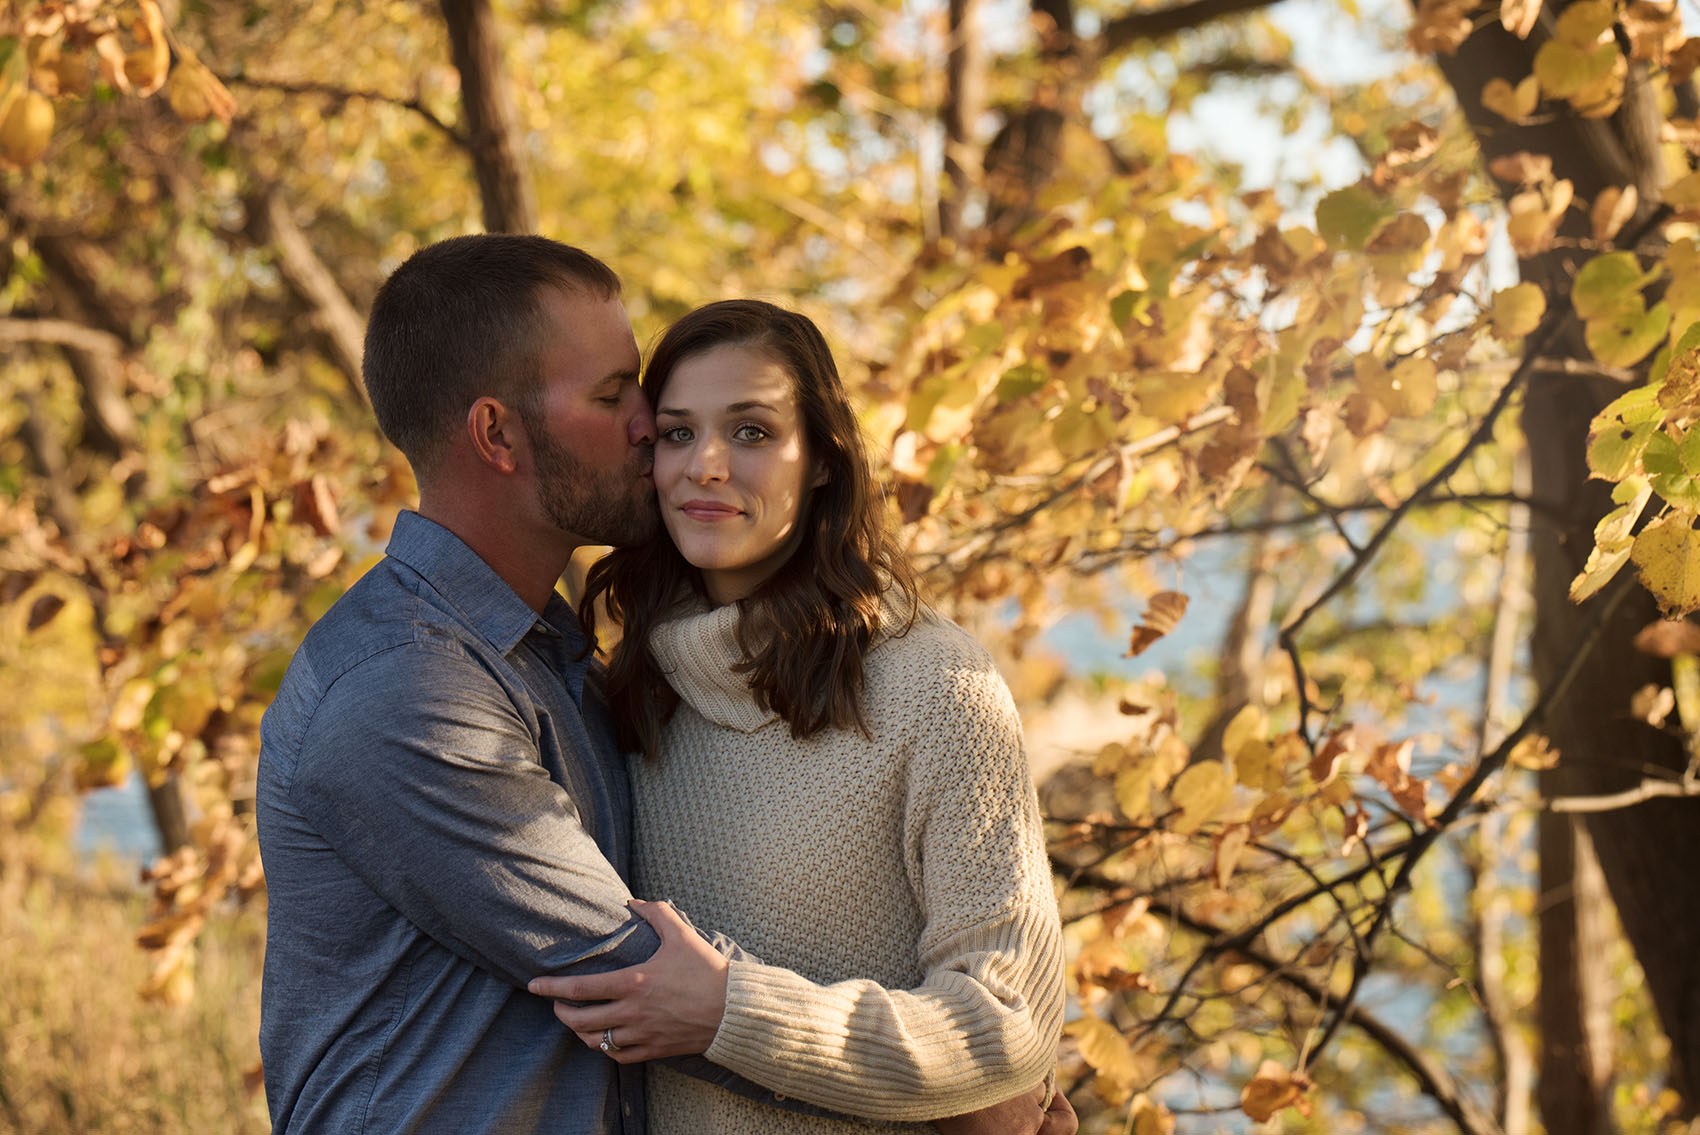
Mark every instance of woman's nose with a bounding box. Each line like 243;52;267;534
687;439;728;483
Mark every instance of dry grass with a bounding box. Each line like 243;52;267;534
0;850;269;1134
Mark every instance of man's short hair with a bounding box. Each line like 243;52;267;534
362;234;622;477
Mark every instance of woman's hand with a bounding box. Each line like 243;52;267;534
527;899;730;1063
934;1081;1077;1135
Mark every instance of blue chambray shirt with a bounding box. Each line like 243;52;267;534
257;511;656;1134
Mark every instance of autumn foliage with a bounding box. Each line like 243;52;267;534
4;0;1700;1131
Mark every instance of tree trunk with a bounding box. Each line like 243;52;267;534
940;0;985;243
1536;812;1617;1134
1430;3;1700;1115
439;0;538;234
1478;452;1535;1135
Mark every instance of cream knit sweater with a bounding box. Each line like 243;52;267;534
631;601;1066;1133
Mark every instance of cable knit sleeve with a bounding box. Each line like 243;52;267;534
699;619;1067;1121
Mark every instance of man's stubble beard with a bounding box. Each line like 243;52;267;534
530;428;659;548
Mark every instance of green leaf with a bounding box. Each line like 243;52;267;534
1315;185;1396;252
1586;301;1671;368
1660;320;1700;408
1587;388;1661;480
995;362;1048;403
1110;289;1142;329
1644;430;1683;477
1572;251;1655;321
1679;428;1700;476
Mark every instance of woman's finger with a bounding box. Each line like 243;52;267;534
553;1000;628;1032
571;1028;650;1064
627;897;692;942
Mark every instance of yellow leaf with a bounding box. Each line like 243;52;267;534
1509;735;1561;770
1222;704;1266;759
1632;514;1700;617
110;677;157;732
1235;739;1284;792
1387;356;1439;416
1507;185;1568;257
1170;759;1233;835
0;88;51;166
1592;185;1639;244
1666;170;1700;208
1502;0;1543;37
1115;735;1189;822
1215;824;1251;887
1491;282;1547;339
1065;1017;1140;1099
166;47;238;125
1556;0;1616;45
1129;1095;1176;1135
1482;75;1541;123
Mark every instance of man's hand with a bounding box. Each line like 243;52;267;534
527;899;729;1063
934;1081;1077;1135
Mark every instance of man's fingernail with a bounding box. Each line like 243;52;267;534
527;981;540;994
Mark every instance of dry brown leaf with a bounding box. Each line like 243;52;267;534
1632;618;1700;657
1126;590;1189;657
1487;150;1553;185
1631;683;1677;727
1241;1059;1314;1121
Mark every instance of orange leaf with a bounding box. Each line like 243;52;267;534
1241;1060;1313;1121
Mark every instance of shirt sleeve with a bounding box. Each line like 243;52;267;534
289;637;662;988
699;642;1067;1121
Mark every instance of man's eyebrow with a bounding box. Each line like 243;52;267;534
596;368;639;388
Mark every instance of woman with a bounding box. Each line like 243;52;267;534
535;300;1066;1132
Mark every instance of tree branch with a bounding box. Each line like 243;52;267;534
1100;0;1288;52
246;187;369;406
0;317;126;355
1544;777;1700;813
227;73;465;146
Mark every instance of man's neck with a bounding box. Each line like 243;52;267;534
417;492;578;615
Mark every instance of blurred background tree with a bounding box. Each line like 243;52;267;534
5;0;1700;1131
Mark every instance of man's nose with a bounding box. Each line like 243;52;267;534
627;400;655;447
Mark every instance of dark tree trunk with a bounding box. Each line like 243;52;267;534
439;0;538;234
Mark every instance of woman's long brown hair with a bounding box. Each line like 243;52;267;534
580;299;920;759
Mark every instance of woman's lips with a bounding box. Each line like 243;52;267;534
679;500;741;521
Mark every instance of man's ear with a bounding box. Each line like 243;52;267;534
467;396;524;475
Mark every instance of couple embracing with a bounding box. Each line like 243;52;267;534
256;234;1072;1135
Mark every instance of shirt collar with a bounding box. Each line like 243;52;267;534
385;512;593;697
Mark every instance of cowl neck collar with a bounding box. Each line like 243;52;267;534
649;600;780;734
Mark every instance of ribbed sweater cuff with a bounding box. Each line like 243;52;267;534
702;907;1065;1121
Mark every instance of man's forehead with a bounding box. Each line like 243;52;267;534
540;287;637;353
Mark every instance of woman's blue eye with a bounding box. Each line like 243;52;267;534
660;426;693;443
733;424;770;442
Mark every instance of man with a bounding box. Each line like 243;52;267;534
257;233;1073;1134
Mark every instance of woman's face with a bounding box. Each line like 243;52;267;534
653;343;822;606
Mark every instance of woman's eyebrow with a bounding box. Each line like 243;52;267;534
656;399;780;417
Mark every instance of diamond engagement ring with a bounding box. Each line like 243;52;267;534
600;1027;622;1054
